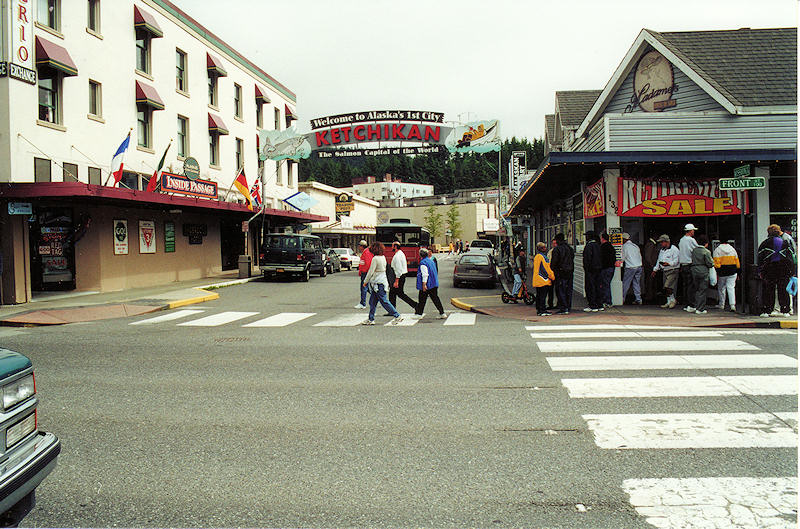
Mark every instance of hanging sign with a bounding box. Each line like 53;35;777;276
160;172;218;199
583;178;605;218
113;219;129;255
617;177;748;217
510;151;526;199
335;193;354;213
8;0;36;85
139;221;156;253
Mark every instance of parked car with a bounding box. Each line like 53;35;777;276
469;239;495;256
325;249;342;273
331;248;358;270
0;348;60;527
259;233;327;281
453;252;497;288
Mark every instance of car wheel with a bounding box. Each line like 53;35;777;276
453;280;460;288
320;266;327;277
301;268;310;282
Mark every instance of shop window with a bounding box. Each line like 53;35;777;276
38;0;59;31
176;49;187;92
235;138;244;170
38;71;61;124
177;116;188;157
63;163;78;182
88;80;102;118
135;29;151;74
208;73;217;107
34;158;52;182
768;177;797;214
120;171;139;190
87;0;100;33
287;161;294;188
233;84;242;119
137;105;152;148
274;107;281;131
88;166;101;185
209;132;219;167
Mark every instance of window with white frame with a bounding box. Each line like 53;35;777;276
137;106;152;148
87;0;100;33
176;49;187;92
233;84;242;119
208;73;217;107
209;132;219;166
89;80;102;117
135;30;151;74
177;116;188;157
38;0;59;31
38;72;61;124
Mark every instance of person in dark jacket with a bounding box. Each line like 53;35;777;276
582;231;603;311
599;232;616;308
550;233;575;314
686;234;714;314
758;225;797;317
642;233;660;303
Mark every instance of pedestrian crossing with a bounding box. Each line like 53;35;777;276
129;309;477;328
530;324;798;528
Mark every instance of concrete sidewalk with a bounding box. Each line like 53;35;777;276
451;293;798;329
0;272;260;326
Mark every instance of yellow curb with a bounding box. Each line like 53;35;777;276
450;297;475;312
166;288;219;309
779;320;798;329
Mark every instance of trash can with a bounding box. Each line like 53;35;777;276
238;255;252;279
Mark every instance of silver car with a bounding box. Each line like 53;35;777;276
453;252;497;288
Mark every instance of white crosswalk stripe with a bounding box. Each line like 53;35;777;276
130;309;205;325
530;324;798;526
176;311;259;327
444;312;476;326
384;314;419;326
537;339;759;353
243;312;316;327
562;375;799;398
313;314;372;327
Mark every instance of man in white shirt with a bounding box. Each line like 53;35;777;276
678;223;699;306
387;241;418;312
621;233;643;305
651;234;680;308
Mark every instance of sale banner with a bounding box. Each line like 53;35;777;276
617;177;748;217
583;178;605;218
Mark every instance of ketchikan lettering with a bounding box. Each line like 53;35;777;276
312;124;442;148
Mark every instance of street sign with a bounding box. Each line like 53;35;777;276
732;164;750;178
499;194;508;213
719;177;765;190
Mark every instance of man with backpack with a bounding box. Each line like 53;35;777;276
758;224;797;317
550;233;575;314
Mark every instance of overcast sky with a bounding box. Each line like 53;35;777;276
179;0;797;140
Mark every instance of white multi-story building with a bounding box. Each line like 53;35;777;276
346;174;433;202
0;0;324;302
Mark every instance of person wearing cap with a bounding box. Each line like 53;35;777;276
651;234;679;308
713;239;740;312
582;230;603;312
678;223;699;307
621;233;643;305
354;240;373;309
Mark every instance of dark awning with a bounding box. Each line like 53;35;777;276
208;113;229;135
285;105;298;121
206;53;228;77
135;80;165;111
133;6;163;38
255;84;270;105
35;37;78;76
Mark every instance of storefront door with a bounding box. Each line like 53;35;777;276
30;207;76;291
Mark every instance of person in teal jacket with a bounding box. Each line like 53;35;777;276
414;248;446;318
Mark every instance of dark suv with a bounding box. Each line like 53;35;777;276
259;234;327;281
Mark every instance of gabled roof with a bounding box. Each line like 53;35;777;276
556;90;602;129
544;114;556;141
649;28;797;108
577;27;797;138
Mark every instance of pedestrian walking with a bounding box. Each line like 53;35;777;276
550;232;575;314
361;242;402;325
532;242;555;316
354;240;373;309
686;234;713;314
642;233;659;303
678;223;699;306
582;231;603;312
511;246;527;300
599;232;616;308
415;248;447;318
713;239;740;312
545;239;557;309
757;224;796;317
387;240;418;312
621;233;643;304
651;234;679;308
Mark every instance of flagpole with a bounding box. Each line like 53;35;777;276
104;128;133;186
223;164;245;202
150;138;173;192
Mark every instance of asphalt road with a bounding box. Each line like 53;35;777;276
3;255;796;528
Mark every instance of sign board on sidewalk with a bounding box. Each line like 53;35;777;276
719;176;765;190
608;227;623;266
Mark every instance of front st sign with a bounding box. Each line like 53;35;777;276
718;177;765;190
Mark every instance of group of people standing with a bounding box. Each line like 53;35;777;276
354;240;446;325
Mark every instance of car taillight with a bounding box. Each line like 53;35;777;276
259;253;264;260
296;254;304;261
454;265;459;274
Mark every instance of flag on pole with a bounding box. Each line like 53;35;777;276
147;141;171;192
232;168;253;211
110;132;131;186
249;180;262;209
